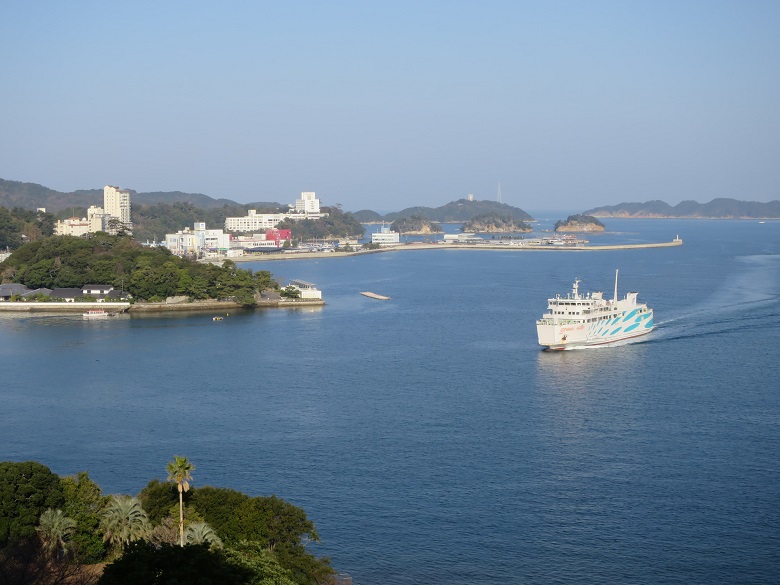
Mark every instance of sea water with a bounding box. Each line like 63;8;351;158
1;219;779;584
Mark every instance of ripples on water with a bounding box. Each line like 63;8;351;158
1;220;779;584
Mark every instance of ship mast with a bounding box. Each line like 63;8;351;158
613;269;619;302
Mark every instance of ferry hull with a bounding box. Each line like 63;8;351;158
537;312;654;350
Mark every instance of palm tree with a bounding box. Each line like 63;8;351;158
185;521;223;549
166;456;195;547
36;509;77;557
100;495;150;552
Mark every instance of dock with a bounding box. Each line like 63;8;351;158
360;292;391;300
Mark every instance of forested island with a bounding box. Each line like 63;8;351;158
390;215;443;234
353;198;535;223
0;458;334;584
461;213;532;233
0;234;277;306
554;214;605;232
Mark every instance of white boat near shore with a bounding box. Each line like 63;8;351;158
83;309;113;319
536;270;654;350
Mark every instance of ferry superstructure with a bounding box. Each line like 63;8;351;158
536;270;654;350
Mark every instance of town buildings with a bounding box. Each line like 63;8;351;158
224;192;326;232
54;185;133;236
164;223;292;257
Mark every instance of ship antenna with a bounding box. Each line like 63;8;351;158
613;269;619;302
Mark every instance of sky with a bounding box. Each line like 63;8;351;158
1;1;779;213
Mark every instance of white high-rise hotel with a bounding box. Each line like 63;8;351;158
103;185;132;228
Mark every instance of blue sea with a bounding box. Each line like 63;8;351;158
1;219;779;584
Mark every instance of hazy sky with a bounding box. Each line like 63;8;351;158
2;1;778;212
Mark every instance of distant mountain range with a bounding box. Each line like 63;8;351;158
584;198;780;219
0;178;281;212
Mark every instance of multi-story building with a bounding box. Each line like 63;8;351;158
225;192;327;232
165;223;232;256
224;210;288;232
294;192;320;214
103;185;132;232
53;185;132;237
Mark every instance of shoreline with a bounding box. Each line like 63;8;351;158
213;239;683;263
0;298;325;314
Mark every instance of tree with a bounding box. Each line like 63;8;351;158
36;509;76;557
100;496;150;553
185;522;223;549
138;479;179;526
166;456;194;547
279;286;301;299
0;461;64;547
97;542;248;585
61;471;108;563
223;541;297;585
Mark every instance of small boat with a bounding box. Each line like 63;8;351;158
83;309;112;319
212;316;224;321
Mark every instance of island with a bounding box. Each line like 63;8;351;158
390;215;443;234
554;214;605;232
461;213;532;233
583;198;780;219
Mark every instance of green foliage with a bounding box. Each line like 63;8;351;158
98;542;249;585
280;286;301;299
36;509;77;557
100;496;150;553
461;213;532;233
390;215;442;233
0;206;54;250
61;471;108;563
1;235;277;305
190;488;332;585
139;480;180;526
554;214;605;231
224;541;297;585
383;198;535;222
277;207;364;241
0;461;65;547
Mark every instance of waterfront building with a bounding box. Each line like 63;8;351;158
288;279;322;300
165;223;232;256
371;225;401;246
231;229;292;252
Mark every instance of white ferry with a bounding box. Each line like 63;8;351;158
536;270;654;350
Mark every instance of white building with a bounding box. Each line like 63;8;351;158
103;185;132;229
53;185;132;237
54;217;92;237
371;224;400;246
225;192;327;232
165;223;232;256
288;279;322;300
294;192;320;214
224;210;288;232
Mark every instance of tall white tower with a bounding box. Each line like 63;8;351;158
104;185;132;229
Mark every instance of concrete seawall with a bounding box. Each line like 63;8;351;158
222;239;683;262
0;302;130;313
